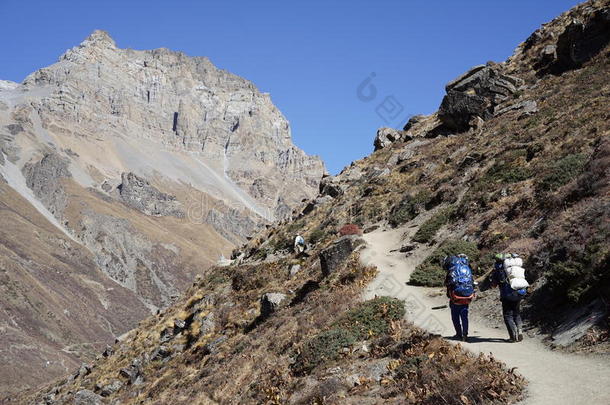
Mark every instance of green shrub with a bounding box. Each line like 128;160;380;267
269;236;292;252
293;297;405;375
412;206;456;243
409;240;480;287
483;155;532;185
293;328;356;375
546;242;609;304
309;227;327;245
388;191;431;227
536;153;588;192
334;296;405;339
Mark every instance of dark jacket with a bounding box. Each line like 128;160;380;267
491;262;519;301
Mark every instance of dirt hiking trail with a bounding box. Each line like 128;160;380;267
360;226;610;405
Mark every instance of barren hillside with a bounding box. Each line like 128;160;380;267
12;1;610;404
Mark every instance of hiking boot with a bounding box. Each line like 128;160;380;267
462;335;469;343
453;334;463;340
518;333;524;342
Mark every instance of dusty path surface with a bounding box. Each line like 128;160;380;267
360;226;610;405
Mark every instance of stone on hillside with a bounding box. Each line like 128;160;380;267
22;152;72;219
118;172;184;218
341;166;363;183
119;360;144;385
301;200;317;216
439;64;523;131
260;292;287;317
399;244;416;253
289;264;301;278
74;390;103;405
494;100;538;117
173;318;186;331
76;363;92;378
374;127;406;151
538;9;610;75
539;45;558;66
403;114;425;131
198;312;216;335
102;345;114;358
319;176;344;198
319;235;364;277
551;299;606;347
388;149;413;166
446;64;522;103
98;380;123;397
438;90;489;132
160;327;175;343
150;345;171;361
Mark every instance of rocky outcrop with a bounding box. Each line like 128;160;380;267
550;299;606;347
118;172;184;218
319;235;364;277
536;7;610;75
494;99;538;117
319;175;344;198
75;209;180;310
74;389;103;405
206;207;260;244
373;128;409;151
22;152;72;219
438;64;523;131
260;292;287;317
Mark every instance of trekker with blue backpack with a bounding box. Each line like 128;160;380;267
443;254;475;342
490;253;529;342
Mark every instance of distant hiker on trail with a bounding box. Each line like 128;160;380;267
294;235;306;254
443;254;475;342
491;253;529;342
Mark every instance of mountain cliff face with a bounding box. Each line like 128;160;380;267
0;32;324;396
13;1;609;404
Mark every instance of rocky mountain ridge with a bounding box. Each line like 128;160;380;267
0;31;324;396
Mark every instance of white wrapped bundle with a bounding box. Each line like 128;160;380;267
510;277;530;290
505;256;529;290
504;257;523;268
507;266;526;279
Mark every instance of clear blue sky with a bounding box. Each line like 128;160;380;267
0;0;579;174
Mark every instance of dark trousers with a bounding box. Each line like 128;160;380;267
501;299;523;340
450;302;469;337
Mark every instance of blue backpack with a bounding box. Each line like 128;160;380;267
447;256;474;297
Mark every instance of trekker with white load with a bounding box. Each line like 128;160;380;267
491;253;529;342
443;254;476;343
294;235;306;254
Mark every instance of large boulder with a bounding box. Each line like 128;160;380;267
260;292;287;317
74;390;103;405
537;9;610;76
438;90;489;132
374;127;407;151
438;64;523;131
319;175;344;198
319;235;364;277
